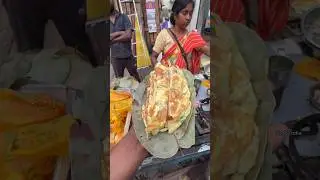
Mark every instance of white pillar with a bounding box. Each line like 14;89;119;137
189;0;200;31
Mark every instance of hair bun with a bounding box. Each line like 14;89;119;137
169;13;175;25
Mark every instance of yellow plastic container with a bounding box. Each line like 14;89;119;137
201;79;210;88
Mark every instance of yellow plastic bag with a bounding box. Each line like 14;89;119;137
2;115;74;161
135;16;151;68
0;156;57;180
0;89;70;180
110;90;133;145
0;89;66;132
0;165;24;180
294;57;320;81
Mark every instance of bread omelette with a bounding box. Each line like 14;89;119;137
141;64;192;136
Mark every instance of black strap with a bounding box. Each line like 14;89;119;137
167;29;189;69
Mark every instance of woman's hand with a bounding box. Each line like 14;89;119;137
193;101;200;108
151;51;159;68
197;45;210;57
268;123;290;151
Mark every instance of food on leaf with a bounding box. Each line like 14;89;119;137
141;64;192;136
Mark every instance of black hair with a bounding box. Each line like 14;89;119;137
169;0;194;25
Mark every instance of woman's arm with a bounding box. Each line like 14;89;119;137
151;30;165;67
197;45;210;57
151;51;159;68
268;123;290;151
110;128;149;180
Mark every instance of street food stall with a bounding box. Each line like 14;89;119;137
267;3;320;179
110;65;211;179
109;0;211;178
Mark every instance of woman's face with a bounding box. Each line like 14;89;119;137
175;3;194;29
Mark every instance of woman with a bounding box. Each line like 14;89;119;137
151;0;210;74
110;13;290;180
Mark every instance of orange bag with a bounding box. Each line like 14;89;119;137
0;156;57;180
0;89;65;132
2;115;74;160
110;90;133;145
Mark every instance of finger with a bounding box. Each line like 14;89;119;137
268;123;289;150
193;101;200;108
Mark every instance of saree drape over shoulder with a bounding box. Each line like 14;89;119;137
153;30;207;74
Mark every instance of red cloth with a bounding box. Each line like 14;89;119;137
211;0;246;24
211;0;290;40
162;31;207;74
256;0;290;40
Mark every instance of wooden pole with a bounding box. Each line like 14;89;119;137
155;0;161;33
140;0;152;49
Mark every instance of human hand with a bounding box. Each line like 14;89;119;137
110;32;121;41
125;125;145;150
310;82;320;107
110;126;148;180
268;123;290;151
194;101;200;108
150;61;157;69
127;125;137;137
110;34;116;41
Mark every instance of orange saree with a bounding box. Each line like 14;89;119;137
161;31;207;74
